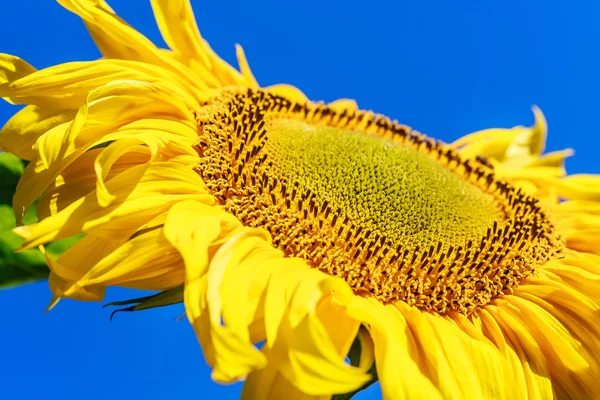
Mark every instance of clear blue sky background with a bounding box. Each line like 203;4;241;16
1;1;599;399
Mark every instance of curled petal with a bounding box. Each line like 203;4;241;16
15;162;213;248
348;297;442;400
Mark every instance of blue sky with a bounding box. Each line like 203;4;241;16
1;1;599;399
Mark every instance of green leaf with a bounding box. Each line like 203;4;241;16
0;152;24;209
0;152;81;289
103;285;184;320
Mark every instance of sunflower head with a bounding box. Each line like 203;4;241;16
196;88;564;316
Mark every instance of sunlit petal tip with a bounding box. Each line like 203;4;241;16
529;104;548;153
235;44;259;89
0;53;36;84
505;108;548;161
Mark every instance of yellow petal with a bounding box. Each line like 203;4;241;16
544;252;600;304
13;80;196;221
529;148;574;168
149;0;212;67
242;346;330;400
206;230;275;382
521;274;600;326
453;106;547;163
498;165;566;181
398;302;489;400
477;308;529;399
149;0;247;87
516;276;600;398
262;266;368;395
46;272;99;309
504;105;547;158
263;258;308;345
219;238;283;342
555;201;600;255
0;59;201;109
35;117;199;220
264;84;309;103
46;234;126;303
543;264;600;303
555;174;600;201
327;98;359;112
37;149;150;221
486;304;553;399
451;314;515;400
164;200;265;382
354;327;375;371
280;314;369;396
14;162;214;248
63;224;184;297
509;174;600;203
235;44;259;88
0;53;35;83
283;282;367;394
0;105;76;160
57;0;210;94
315;293;360;360
56;0;153;61
452;128;518;161
500;296;594;397
93;137;164;207
348;298;441;400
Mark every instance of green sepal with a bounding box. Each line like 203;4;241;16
103;284;184;320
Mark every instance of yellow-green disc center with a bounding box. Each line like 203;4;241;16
265;119;504;250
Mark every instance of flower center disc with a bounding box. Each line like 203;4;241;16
264;118;504;250
196;89;562;314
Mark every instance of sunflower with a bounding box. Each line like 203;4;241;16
1;0;600;399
